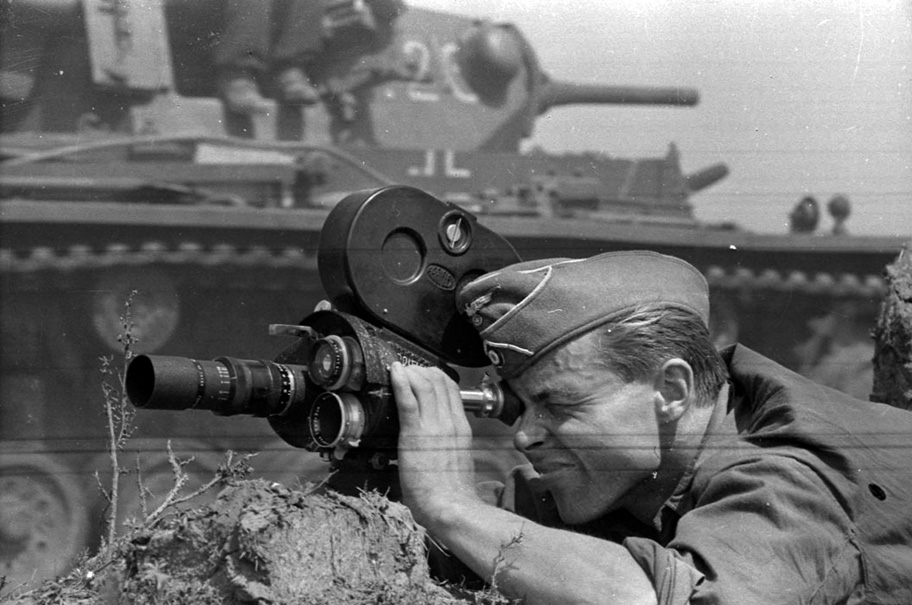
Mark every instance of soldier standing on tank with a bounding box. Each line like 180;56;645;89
214;0;323;114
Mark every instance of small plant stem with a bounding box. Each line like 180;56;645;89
145;441;190;524
100;289;137;544
105;388;120;545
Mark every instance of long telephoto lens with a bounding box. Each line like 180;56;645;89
126;354;309;417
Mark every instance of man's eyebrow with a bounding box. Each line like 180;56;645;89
526;383;579;405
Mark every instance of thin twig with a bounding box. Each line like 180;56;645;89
99;290;138;544
145;441;190;523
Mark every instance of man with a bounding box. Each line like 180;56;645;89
389;251;912;604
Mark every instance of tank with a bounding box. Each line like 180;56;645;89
0;0;906;591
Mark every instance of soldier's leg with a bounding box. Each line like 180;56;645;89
270;0;321;105
215;0;274;113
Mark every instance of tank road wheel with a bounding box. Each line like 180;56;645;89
91;268;180;354
0;454;89;594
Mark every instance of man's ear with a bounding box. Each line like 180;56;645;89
652;358;694;423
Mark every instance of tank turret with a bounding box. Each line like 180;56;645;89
432;17;702;153
453;20;525;106
451;20;698;113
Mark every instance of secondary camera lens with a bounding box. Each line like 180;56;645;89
307;335;364;391
309;391;365;449
308;335;349;389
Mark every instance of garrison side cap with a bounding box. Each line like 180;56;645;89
456;251;710;379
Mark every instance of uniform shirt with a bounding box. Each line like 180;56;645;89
621;345;912;604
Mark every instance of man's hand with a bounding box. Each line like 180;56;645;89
390;362;479;528
389;364;657;604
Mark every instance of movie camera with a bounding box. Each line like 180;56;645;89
125;186;523;467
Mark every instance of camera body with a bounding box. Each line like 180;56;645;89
126;186;522;458
266;307;459;452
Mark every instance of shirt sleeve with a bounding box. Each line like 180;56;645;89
624;536;706;605
623;454;864;605
493;463;565;526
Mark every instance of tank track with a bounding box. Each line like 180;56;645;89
0;241;885;299
703;265;884;299
0;242;318;275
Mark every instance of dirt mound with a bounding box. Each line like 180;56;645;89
3;480;507;604
872;242;912;409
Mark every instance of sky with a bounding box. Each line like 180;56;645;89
411;0;912;236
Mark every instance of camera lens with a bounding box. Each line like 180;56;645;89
126;354;309;418
307;335;363;391
309;336;346;386
309;391;365;449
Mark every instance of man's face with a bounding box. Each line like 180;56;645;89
508;332;663;524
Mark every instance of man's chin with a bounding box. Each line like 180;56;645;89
553;494;610;526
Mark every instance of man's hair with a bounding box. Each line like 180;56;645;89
590;304;729;405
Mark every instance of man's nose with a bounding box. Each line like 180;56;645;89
513;411;545;453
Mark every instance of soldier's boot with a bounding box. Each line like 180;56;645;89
277;67;320;106
219;74;272;114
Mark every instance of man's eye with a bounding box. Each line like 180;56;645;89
543;404;570;419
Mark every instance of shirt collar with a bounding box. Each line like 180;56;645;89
649;381;736;539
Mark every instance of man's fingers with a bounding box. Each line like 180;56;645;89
443;371;472;432
391;362;448;421
429;368;457;417
391;363;470;429
390;361;418;415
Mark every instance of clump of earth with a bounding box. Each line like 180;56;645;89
872;242;912;410
3;479;512;604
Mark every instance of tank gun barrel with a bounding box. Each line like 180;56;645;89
538;80;699;112
686;163;730;193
